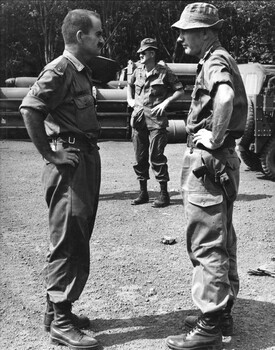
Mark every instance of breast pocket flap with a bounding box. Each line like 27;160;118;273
74;95;94;109
188;193;223;207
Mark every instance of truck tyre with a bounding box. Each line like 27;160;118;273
260;137;275;181
239;149;262;171
239;98;255;148
239;98;262;171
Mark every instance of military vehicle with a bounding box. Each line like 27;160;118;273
0;57;196;143
0;58;274;180
238;63;275;180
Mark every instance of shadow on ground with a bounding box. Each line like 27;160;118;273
100;191;273;204
99;190;181;202
91;298;275;349
237;193;273;201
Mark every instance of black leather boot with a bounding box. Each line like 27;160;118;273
50;302;99;350
166;311;222;350
185;300;234;336
152;182;170;208
44;295;90;332
220;299;234;336
44;294;55;332
131;180;149;205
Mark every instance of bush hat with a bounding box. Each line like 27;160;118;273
137;38;158;53
172;2;224;30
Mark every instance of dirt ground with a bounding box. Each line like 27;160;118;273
0;139;275;350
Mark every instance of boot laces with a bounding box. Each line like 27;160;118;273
72;326;86;340
186;325;200;339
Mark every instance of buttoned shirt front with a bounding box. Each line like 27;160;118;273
20;50;100;139
187;41;248;140
129;63;183;129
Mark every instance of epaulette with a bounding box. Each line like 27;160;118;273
158;60;168;67
43;56;68;76
155;62;169;73
52;57;68;75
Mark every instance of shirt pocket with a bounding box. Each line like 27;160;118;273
73;94;98;131
150;79;165;96
134;81;144;95
73;94;94;109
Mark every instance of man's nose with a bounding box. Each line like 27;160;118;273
177;36;184;43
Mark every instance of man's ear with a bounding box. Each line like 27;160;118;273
76;30;83;43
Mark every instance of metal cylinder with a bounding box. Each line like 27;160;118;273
166;63;197;76
0;87;30;99
0;87;30;110
5;77;37;87
97;89;127;101
167;119;187;143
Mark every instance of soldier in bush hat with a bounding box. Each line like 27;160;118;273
137;37;158;53
172;2;224;30
166;3;248;350
127;38;184;208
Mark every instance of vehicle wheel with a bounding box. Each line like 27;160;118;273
260;137;275;181
239;98;255;148
239;97;262;171
240;149;262;171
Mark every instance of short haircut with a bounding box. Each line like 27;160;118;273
62;9;100;44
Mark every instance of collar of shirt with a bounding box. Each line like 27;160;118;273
197;39;222;74
139;63;162;78
63;50;85;72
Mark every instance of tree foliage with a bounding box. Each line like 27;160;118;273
0;0;274;85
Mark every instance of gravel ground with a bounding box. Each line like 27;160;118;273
0;139;274;350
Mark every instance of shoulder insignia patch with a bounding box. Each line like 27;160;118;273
52;57;68;76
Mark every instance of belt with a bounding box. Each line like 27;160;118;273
49;133;98;152
187;133;236;152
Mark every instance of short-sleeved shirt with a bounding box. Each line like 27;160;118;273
19;50;100;139
129;63;183;129
187;41;248;140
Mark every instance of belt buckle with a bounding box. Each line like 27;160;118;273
68;136;75;144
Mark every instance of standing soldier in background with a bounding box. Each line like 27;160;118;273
127;38;184;208
166;3;247;350
20;9;104;350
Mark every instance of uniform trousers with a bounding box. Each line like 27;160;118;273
180;146;240;313
132;127;169;182
42;147;101;304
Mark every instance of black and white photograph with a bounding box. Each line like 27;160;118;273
0;1;275;349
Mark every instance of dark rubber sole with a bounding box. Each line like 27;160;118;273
131;199;149;205
165;338;222;350
51;336;99;349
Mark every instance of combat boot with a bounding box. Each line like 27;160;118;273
131;180;149;205
44;295;90;332
50;302;99;350
166;311;222;350
152;181;170;208
185;300;234;336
